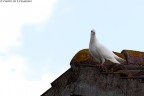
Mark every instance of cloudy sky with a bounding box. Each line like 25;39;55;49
0;0;144;96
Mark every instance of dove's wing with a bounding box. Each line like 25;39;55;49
96;42;120;63
96;42;114;58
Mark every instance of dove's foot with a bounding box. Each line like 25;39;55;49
96;64;104;72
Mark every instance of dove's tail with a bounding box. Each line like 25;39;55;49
114;55;126;63
108;57;120;64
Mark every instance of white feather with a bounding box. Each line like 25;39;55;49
89;30;125;65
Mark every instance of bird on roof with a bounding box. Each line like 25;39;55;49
89;30;125;67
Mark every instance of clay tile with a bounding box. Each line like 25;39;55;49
121;50;144;65
113;51;126;59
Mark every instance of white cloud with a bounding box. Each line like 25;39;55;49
0;68;56;96
0;0;58;96
0;0;57;52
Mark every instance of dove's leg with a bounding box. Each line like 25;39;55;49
98;58;105;69
100;58;105;70
101;58;105;65
95;58;105;71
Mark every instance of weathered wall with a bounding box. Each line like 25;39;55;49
61;66;144;96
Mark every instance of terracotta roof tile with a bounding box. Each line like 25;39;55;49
121;50;144;65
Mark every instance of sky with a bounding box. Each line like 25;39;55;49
0;0;144;96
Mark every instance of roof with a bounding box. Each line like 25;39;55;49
41;49;144;96
70;49;144;78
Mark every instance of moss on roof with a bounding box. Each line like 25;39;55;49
72;49;90;62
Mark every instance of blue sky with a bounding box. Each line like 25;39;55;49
0;0;144;96
21;0;144;78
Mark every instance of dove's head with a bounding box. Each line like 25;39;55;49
91;29;96;36
90;29;97;44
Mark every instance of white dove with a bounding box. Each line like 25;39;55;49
89;30;125;66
